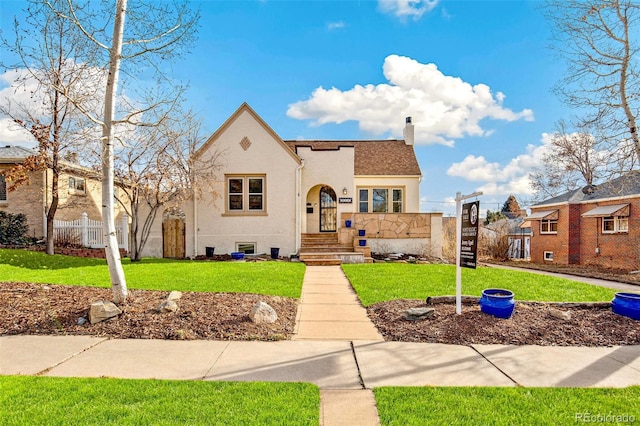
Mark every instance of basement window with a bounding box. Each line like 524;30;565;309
236;242;256;254
543;251;554;261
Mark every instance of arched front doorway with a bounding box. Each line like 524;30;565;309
162;208;185;258
319;186;337;232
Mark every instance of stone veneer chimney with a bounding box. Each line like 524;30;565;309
403;116;414;146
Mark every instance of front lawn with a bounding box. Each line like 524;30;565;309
0;249;305;298
342;263;618;306
374;386;640;426
0;376;319;425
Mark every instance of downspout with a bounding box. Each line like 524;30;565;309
295;159;305;253
193;191;198;258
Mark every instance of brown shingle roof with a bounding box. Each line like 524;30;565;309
284;140;421;176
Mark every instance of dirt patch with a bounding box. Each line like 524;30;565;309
0;282;297;341
367;299;640;347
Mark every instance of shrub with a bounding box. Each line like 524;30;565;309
0;211;29;245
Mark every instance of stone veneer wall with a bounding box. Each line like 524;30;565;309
341;213;432;239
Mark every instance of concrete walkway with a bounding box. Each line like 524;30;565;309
293;265;383;341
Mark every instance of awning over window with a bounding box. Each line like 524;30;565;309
525;210;558;220
581;203;630;217
519;220;532;229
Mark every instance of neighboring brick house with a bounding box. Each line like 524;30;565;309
527;171;640;270
0;145;128;241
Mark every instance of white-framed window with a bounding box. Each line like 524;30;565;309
68;176;86;194
540;219;558;234
226;175;265;214
544;251;554;261
236;242;256;254
357;187;403;213
602;216;628;234
0;175;7;202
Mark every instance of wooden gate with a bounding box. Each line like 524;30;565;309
163;216;185;258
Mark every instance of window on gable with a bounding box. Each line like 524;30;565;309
540;219;557;234
68;176;86;194
357;187;403;213
226;175;265;214
602;216;628;234
0;175;6;202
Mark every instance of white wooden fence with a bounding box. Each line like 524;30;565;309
53;212;129;250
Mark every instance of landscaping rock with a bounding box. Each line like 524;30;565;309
549;308;571;321
89;300;122;324
250;301;278;324
77;317;87;325
404;307;435;321
167;291;183;301
156;300;179;313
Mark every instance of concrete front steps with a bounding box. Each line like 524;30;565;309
300;233;372;265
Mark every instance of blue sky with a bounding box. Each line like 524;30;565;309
1;0;571;216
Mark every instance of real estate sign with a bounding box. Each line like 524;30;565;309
460;200;479;269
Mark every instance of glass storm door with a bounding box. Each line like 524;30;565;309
319;186;337;232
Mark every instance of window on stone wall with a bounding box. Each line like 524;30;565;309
602;216;628;234
540;219;557;234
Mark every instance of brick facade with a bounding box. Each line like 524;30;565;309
530;198;640;270
0;166;128;240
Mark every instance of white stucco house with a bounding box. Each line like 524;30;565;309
142;103;442;263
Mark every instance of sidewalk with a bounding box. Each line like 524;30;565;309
2;265;640;426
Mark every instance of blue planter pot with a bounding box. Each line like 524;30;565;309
479;288;515;319
231;252;245;260
358;239;366;247
612;292;640;320
358;229;365;237
345;220;352;228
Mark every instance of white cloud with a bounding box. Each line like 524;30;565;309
327;21;345;31
287;55;533;146
378;0;439;20
446;134;554;196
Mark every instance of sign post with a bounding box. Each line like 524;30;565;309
455;191;482;314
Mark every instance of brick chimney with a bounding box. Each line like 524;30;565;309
403;116;414;146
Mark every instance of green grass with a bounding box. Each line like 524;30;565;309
0;376;319;425
374;387;640;426
342;263;618;306
0;249;305;298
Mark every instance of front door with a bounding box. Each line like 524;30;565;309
319;186;337;232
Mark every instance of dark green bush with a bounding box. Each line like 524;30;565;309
0;211;29;245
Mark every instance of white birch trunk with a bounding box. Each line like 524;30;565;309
102;0;128;304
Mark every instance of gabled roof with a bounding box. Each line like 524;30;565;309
285;140;422;176
0;145;38;163
195;103;301;164
533;170;640;207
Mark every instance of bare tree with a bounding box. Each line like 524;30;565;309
544;0;640;165
529;120;607;201
114;109;221;261
39;0;199;303
0;0;101;255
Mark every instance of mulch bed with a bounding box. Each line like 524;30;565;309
2;282;639;347
0;282;297;341
367;299;640;347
